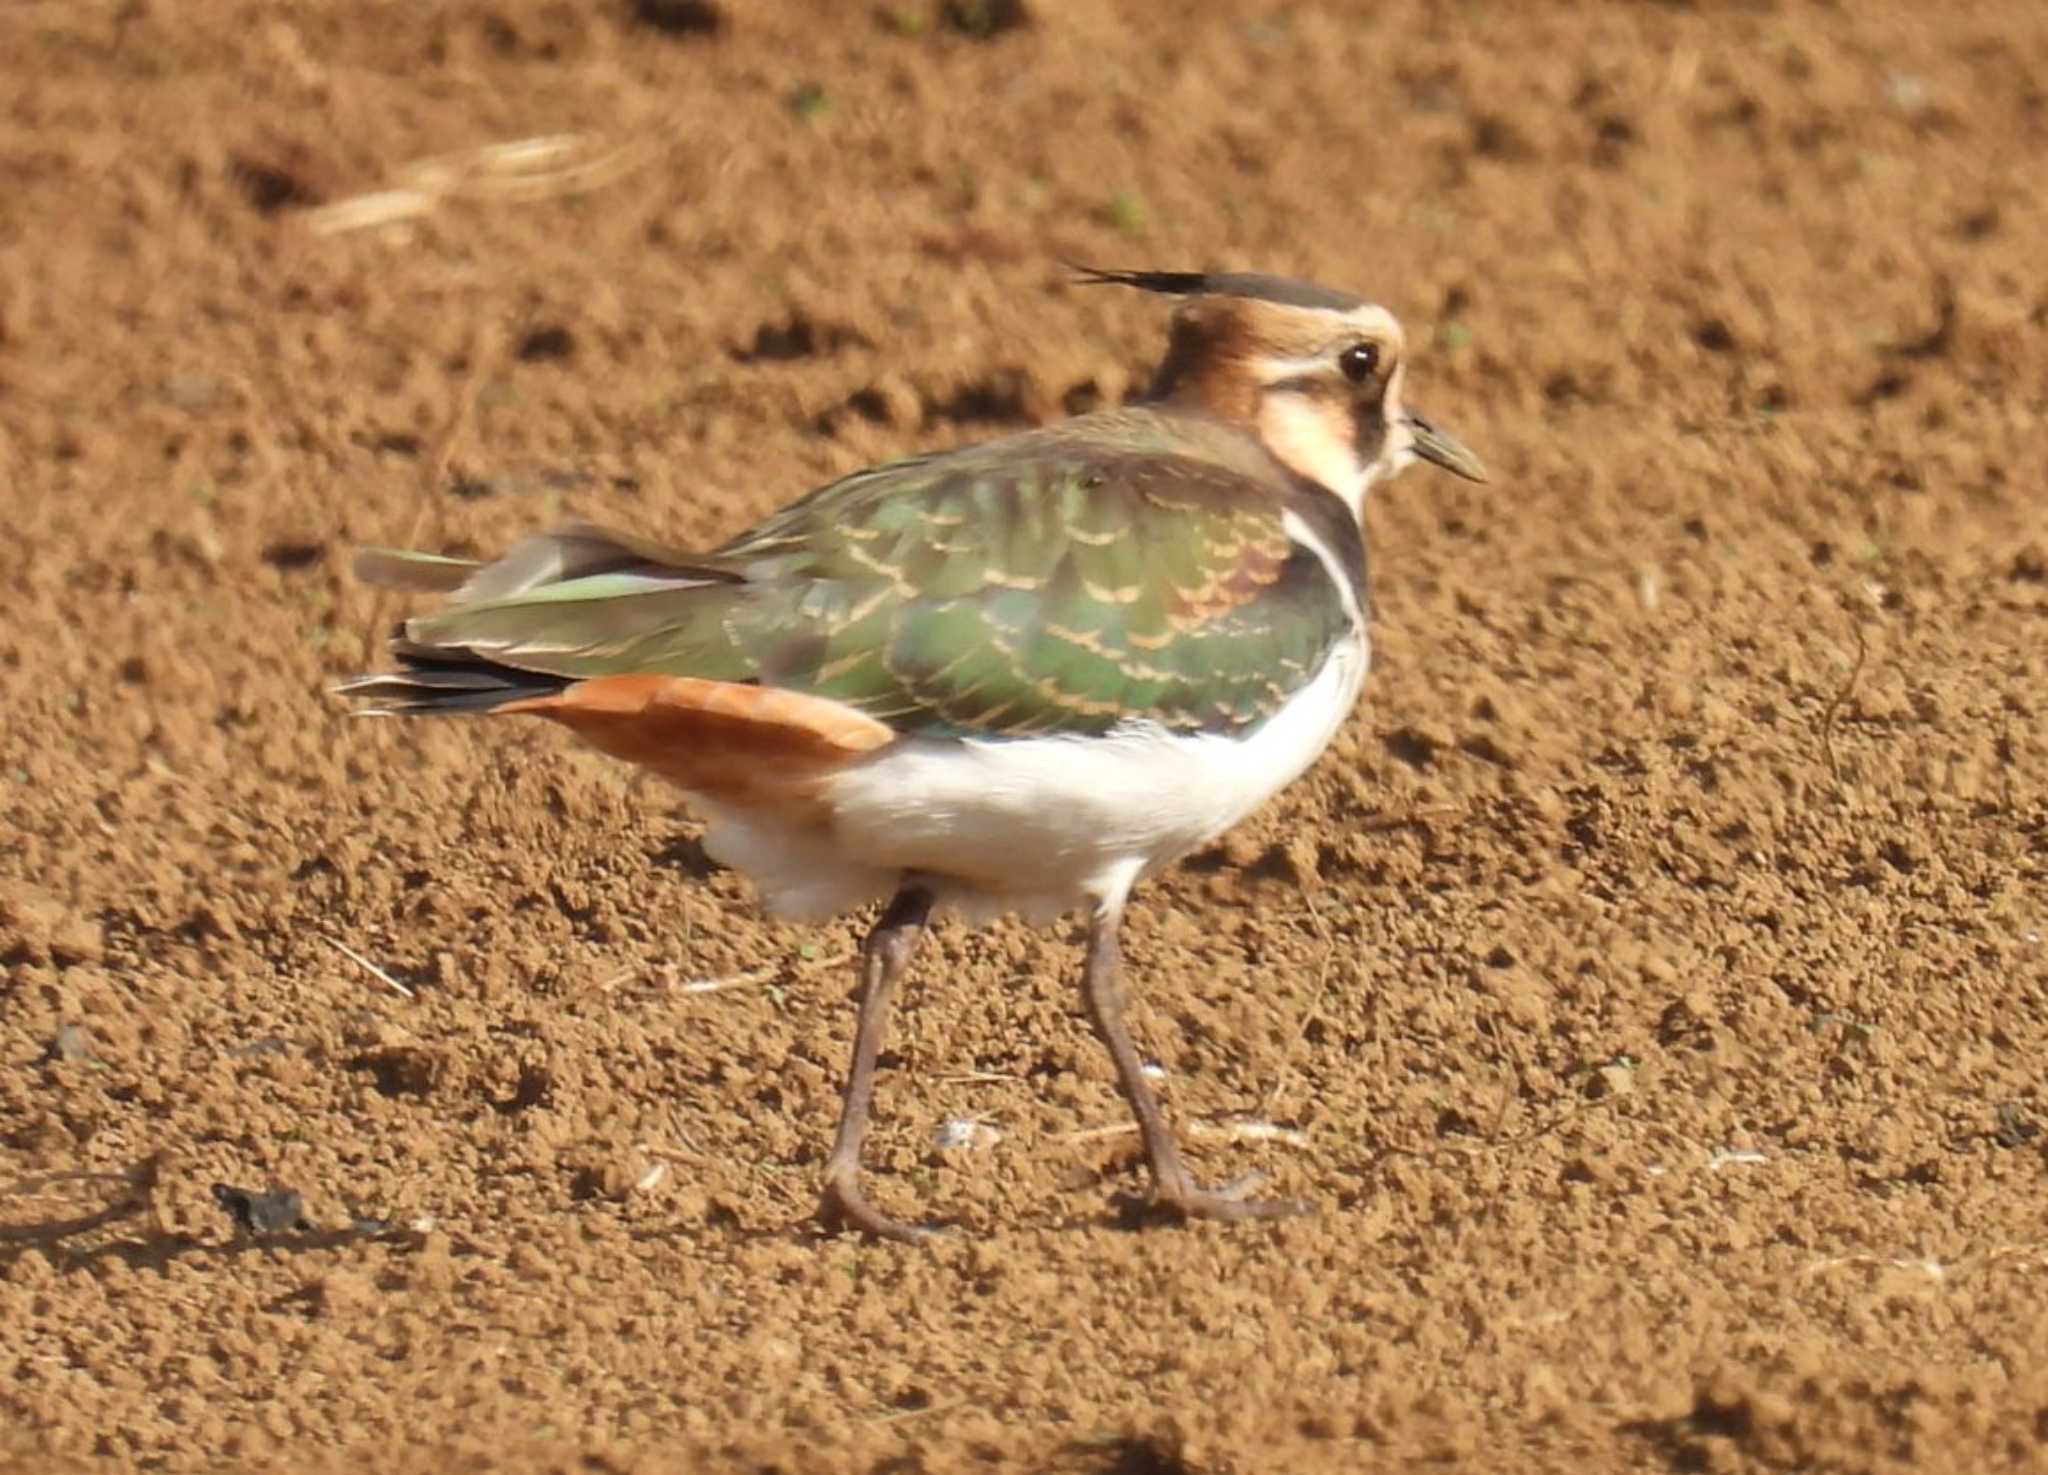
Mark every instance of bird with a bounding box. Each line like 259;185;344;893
336;266;1487;1243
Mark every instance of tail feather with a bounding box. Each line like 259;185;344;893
353;523;733;605
339;520;744;717
352;547;481;594
333;649;571;716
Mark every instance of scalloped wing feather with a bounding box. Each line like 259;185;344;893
348;410;1358;740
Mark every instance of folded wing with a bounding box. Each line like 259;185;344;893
340;413;1358;743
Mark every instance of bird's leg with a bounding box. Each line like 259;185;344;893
818;884;936;1244
1080;895;1306;1224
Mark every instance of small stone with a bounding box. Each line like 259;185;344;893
568;1150;660;1201
933;1117;1002;1151
632;1159;672;1193
49;916;104;966
212;1184;309;1235
3;887;67;962
1590;1064;1635;1100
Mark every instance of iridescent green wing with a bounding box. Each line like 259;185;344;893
399;428;1355;738
707;434;1350;736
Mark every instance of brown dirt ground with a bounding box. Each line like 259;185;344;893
3;1;2047;1471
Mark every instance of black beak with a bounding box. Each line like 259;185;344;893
1407;414;1489;482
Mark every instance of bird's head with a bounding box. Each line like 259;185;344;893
1075;266;1487;518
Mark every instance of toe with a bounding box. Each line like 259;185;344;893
818;1180;944;1245
1157;1183;1310;1224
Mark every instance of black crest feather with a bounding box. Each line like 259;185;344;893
1067;263;1362;312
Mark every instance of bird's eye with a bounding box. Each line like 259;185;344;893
1339;342;1381;384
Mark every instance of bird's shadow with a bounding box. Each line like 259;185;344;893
4;1226;416;1279
623;1172;1266;1247
1;1155;420;1277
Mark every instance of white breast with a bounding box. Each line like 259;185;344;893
695;632;1370;925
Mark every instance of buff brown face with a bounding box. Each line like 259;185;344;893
1073;265;1486;494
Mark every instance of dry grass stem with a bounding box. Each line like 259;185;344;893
1061;1118;1311;1149
302;133;659;237
324;935;415;999
1263;887;1338;1114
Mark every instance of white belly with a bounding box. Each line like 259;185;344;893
695;633;1368;924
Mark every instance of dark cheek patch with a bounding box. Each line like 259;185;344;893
1351;392;1390;465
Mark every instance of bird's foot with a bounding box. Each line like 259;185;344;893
817;1175;946;1246
1148;1171;1309;1225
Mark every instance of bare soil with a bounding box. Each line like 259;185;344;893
3;3;2046;1471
